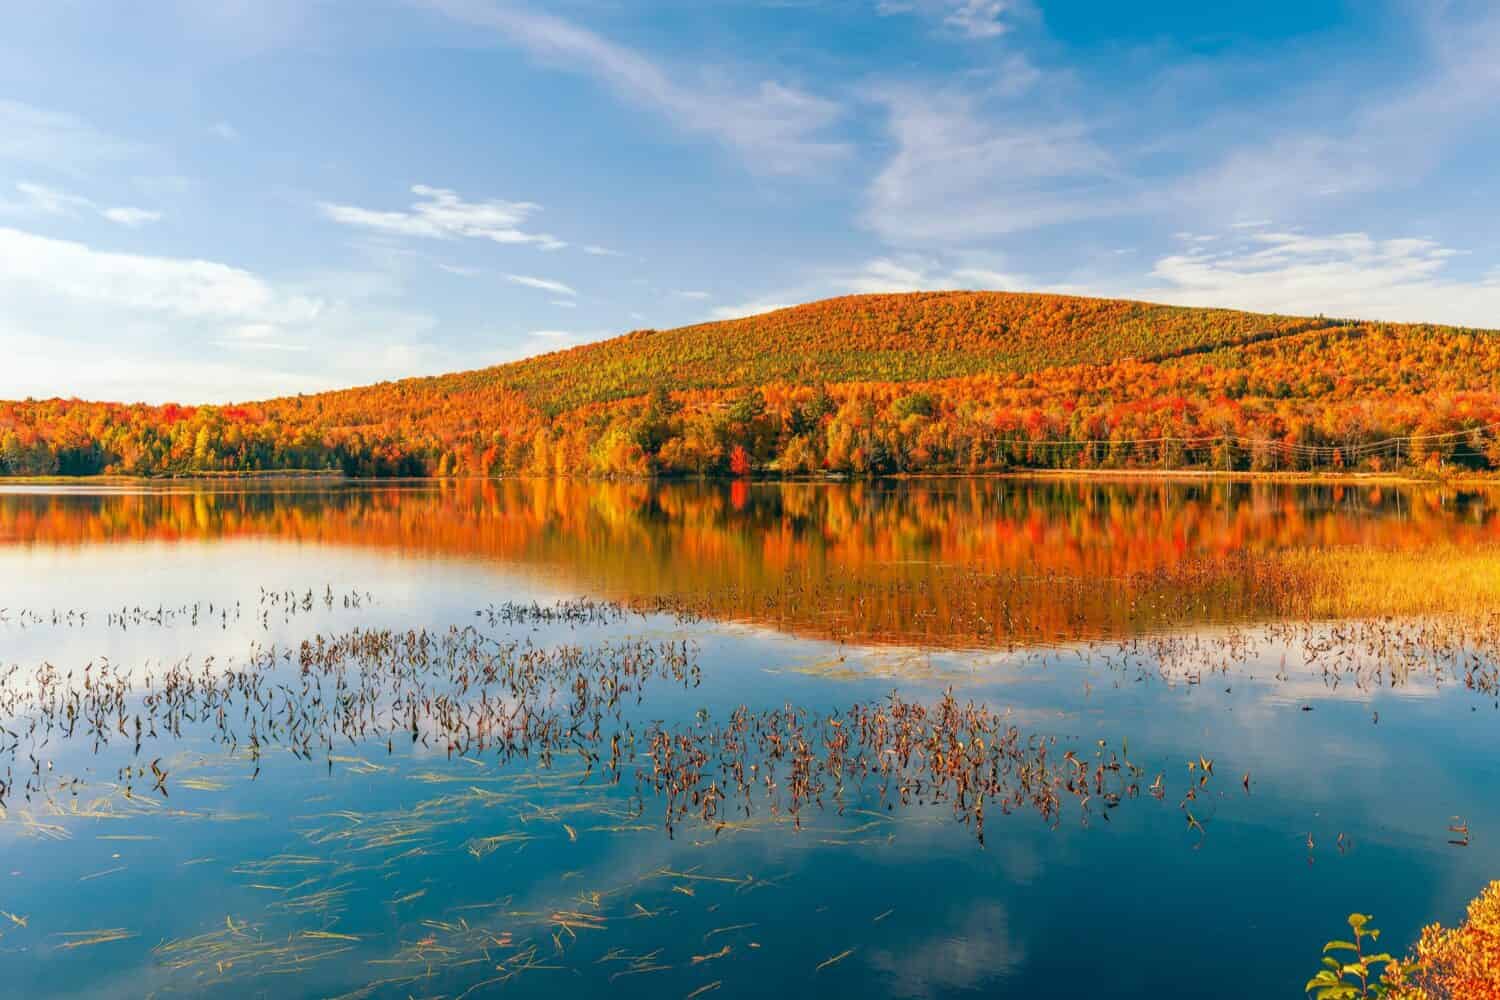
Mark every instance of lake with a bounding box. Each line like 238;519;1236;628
1;478;1496;998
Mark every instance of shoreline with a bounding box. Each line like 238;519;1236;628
937;468;1494;487
0;468;1494;488
0;470;348;488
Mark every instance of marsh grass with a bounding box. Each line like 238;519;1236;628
1274;544;1500;619
4;563;1500;998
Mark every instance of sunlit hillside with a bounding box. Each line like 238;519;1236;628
3;291;1498;478
431;292;1320;412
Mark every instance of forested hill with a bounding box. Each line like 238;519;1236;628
4;291;1499;478
424;292;1320;414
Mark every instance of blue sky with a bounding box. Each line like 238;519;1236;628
2;0;1498;403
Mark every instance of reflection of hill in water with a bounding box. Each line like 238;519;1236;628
3;479;1498;648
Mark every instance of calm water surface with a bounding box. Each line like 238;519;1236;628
1;479;1496;999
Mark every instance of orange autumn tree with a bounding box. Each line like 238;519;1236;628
4;292;1500;479
1309;883;1500;1000
1397;880;1500;999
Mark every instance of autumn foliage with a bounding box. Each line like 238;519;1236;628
1393;880;1500;999
4;292;1499;478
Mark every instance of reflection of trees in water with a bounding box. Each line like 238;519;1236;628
3;479;1498;645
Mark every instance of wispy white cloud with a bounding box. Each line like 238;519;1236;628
862;83;1119;243
1172;135;1387;221
0;181;160;227
673;290;710;300
843;257;932;293
876;0;1021;40
0;225;320;322
0;225;446;402
212;337;309;353
1144;228;1500;327
0;100;141;171
841;256;1026;293
210;120;241;141
2;336;332;403
320;184;567;249
0;181;92;216
504;273;576;296
582;244;623;257
499;327;610;358
101;206;162;227
417;0;847;174
708;298;795;321
706;254;1030;321
863;4;1500;243
1169;6;1500;220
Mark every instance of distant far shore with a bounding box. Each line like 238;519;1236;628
2;468;1496;489
956;468;1498;487
0;470;348;486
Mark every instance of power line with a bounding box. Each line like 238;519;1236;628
986;420;1500;466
